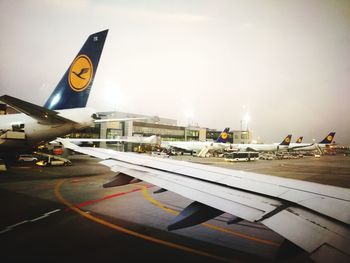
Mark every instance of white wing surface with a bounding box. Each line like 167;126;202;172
58;139;350;262
65;135;157;144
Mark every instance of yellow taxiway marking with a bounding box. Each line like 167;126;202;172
141;186;280;247
54;179;235;263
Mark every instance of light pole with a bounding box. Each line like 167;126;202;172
243;113;250;131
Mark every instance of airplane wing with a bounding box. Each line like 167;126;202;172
58;139;350;262
0;95;76;125
66;135;157;144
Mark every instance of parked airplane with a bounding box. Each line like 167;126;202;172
57;137;350;262
0;30;108;157
233;134;292;152
160;128;231;154
288;132;336;151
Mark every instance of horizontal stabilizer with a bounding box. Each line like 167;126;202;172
103;173;135;188
167;201;224;231
0;95;76;125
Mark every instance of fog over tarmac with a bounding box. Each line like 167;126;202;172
1;0;350;144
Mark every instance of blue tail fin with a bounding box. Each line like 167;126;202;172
319;132;335;144
279;135;292;146
216;128;230;143
296;136;303;143
44;30;108;110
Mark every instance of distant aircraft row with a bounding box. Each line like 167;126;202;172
161;129;335;154
1;30;348;261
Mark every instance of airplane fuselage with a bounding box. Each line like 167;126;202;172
0;107;95;151
162;141;292;153
288;143;327;151
232;143;289;152
161;141;229;153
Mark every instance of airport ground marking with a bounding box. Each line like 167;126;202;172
30;209;61;222
63;184;154;212
141;186;280;247
0;209;61;234
0;220;29;234
55;179;235;263
74;185;153;208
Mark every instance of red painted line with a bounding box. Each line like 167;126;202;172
70;179;86;184
64;184;154;211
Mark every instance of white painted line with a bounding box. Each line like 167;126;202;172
0;228;11;234
30;209;62;222
30;215;49;222
45;209;61;215
0;220;29;235
8;220;29;229
0;208;62;234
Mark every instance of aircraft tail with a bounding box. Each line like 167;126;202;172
296;136;303;143
319;132;335;144
279;135;292;146
44;30;108;110
216;128;230;143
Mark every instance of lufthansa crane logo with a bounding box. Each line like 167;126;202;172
221;132;228;140
68;55;93;92
297;138;301;143
285;137;290;143
327;135;333;141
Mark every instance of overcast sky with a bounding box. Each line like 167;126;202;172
1;0;350;144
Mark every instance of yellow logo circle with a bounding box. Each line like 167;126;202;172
68;55;93;92
327;135;333;141
285;137;290;143
297;138;301;143
221;132;228;140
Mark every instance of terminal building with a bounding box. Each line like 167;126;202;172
68;111;253;152
232;130;252;144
